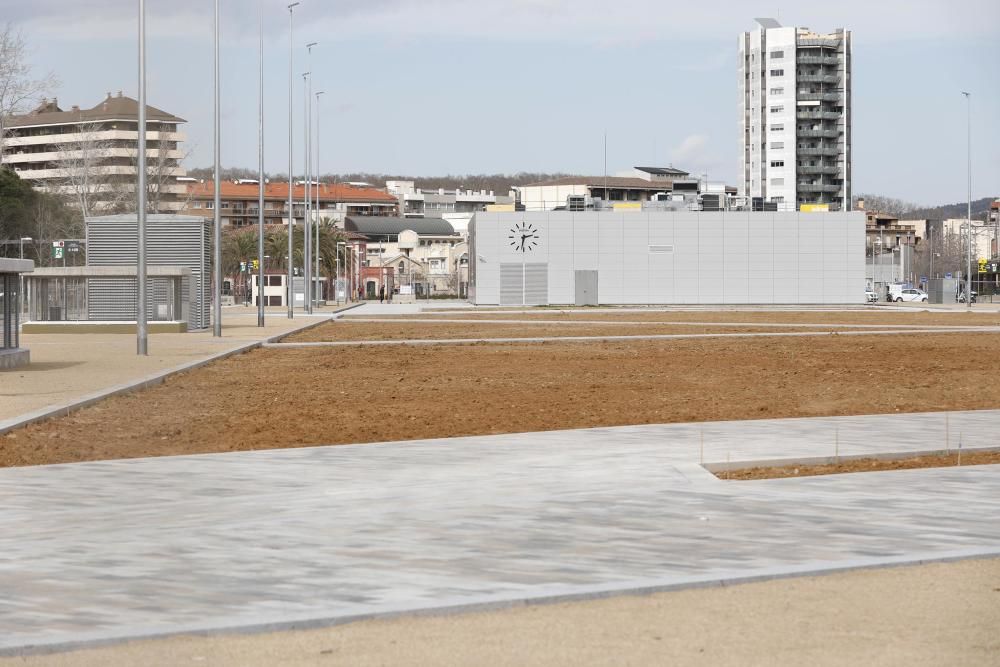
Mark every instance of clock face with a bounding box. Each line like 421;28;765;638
508;222;540;253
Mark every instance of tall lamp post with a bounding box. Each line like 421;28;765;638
137;0;148;355
314;90;324;307
212;0;222;337
962;91;972;309
286;2;299;319
256;0;265;327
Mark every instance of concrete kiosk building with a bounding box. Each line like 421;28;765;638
739;19;852;211
469;210;865;305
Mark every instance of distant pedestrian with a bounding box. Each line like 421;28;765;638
379;285;385;303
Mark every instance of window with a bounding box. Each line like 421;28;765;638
770;160;784;167
770;50;784;59
770;141;784;149
770;124;784;132
769;87;784;95
770;69;784;76
770;105;784;113
267;275;282;287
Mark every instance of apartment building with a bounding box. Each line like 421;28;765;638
183;181;399;228
739;19;852;211
1;92;188;212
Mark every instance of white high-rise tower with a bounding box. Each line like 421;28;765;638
739;18;852;211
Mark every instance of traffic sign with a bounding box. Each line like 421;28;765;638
51;241;64;259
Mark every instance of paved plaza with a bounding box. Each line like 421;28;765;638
2;408;998;655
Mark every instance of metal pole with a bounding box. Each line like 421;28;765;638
212;0;222;336
315;90;324;306
963;91;972;309
257;1;265;327
286;3;298;318
137;0;148;355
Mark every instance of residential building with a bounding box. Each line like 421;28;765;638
514;166;695;211
345;216;468;298
182;181;399;228
739;19;852;211
1;92;188;212
385;180;515;236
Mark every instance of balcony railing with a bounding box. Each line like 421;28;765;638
797;165;840;175
798;183;842;193
797;146;841;156
797;110;841;120
796;56;839;65
797;74;840;84
797;129;841;138
798;92;842;102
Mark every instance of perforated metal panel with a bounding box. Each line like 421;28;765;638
524;263;548;305
499;263;523;306
85;214;211;330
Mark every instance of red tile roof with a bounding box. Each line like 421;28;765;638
187;181;397;203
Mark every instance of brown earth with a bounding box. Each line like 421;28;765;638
724;449;1000;480
284;321;872;342
4;332;1000;468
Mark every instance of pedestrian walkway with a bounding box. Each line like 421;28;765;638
0;308;339;424
1;409;998;655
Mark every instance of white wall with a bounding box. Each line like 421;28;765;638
471;211;865;305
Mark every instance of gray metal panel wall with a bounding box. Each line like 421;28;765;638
86;217;211;330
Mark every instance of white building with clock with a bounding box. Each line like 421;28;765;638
469;210;865;305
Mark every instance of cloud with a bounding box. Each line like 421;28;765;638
670;135;708;165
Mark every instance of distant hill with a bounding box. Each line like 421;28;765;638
904;198;995;222
184;169;576;194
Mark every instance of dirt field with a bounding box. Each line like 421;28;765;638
285;321;870;342
725;449;1000;480
4;331;1000;468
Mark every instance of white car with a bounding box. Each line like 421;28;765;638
865;290;877;303
893;288;928;303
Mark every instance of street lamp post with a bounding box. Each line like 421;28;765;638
962;91;972;309
314;90;324;307
137;0;148;355
212;0;222;337
286;2;299;319
256;0;264;327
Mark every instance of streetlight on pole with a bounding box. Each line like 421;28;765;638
212;0;222;337
256;0;265;327
137;0;148;355
962;90;972;309
314;90;324;307
304;42;317;315
286;2;299;319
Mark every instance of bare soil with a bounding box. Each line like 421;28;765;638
723;449;1000;480
285;321;862;342
4;332;1000;468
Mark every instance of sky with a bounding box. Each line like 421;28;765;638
4;0;999;205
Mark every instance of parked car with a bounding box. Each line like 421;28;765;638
892;288;928;303
865;289;878;303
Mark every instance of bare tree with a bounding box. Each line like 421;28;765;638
26;191;83;267
0;23;58;164
853;193;917;218
51;122;123;217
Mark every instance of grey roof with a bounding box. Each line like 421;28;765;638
85;214;206;223
634;166;690;176
344;216;456;237
520;176;679;189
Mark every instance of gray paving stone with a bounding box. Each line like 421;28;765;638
1;410;999;653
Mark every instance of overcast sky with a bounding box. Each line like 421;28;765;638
6;0;999;204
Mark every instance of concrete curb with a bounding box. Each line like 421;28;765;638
4;547;997;657
262;326;1000;349
0;311;344;437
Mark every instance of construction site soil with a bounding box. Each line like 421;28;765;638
4;329;1000;468
724;449;1000;480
